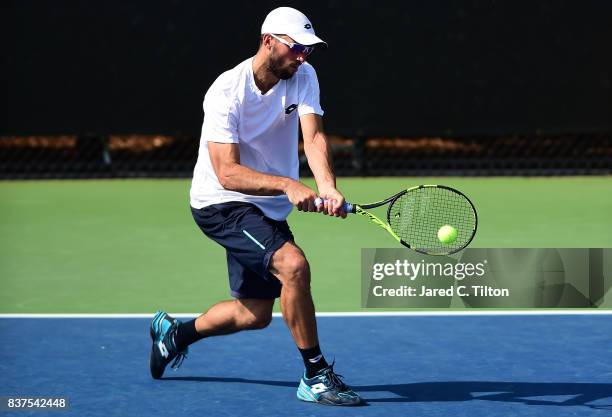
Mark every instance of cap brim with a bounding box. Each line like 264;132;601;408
289;32;328;48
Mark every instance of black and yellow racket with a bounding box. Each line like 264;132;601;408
316;185;477;255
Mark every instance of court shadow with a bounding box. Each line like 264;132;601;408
163;377;612;408
163;376;295;388
357;381;612;409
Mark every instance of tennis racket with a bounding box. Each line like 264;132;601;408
315;185;477;255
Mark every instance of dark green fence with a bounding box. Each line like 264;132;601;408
1;134;610;178
2;1;611;177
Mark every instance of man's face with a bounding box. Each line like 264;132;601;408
267;35;307;80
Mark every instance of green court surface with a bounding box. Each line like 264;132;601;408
1;177;610;313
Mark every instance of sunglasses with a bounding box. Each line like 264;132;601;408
269;33;315;56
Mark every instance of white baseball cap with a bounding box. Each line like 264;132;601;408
261;7;327;48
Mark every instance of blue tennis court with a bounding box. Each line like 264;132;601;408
1;315;611;416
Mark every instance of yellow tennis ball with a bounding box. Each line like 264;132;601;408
438;225;458;244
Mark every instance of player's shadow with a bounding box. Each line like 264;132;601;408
357;381;612;409
163;377;612;409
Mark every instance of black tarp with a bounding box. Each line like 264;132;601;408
2;0;611;136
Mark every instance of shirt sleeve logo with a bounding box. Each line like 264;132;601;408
285;104;298;114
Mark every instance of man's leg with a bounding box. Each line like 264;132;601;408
269;242;318;349
270;241;363;405
154;203;284;379
188;298;274;340
150;298;274;379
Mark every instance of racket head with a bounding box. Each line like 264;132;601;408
386;185;477;255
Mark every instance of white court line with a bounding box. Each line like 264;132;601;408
0;310;610;318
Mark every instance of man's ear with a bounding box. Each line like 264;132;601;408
262;33;274;50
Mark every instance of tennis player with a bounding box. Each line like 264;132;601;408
149;7;363;406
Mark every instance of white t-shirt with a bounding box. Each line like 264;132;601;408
190;57;324;221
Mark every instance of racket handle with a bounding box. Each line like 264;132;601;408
314;197;354;213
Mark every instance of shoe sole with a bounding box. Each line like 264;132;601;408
297;397;363;406
297;382;363;406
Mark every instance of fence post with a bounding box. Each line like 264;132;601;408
353;135;366;176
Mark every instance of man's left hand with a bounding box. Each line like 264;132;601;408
316;188;347;218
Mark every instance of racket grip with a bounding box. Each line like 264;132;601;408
314;197;354;213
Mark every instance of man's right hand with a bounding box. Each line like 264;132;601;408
284;179;318;212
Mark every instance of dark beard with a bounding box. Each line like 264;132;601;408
268;55;294;80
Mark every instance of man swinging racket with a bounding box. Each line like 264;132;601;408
149;7;363;406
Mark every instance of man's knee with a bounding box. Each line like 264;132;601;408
246;313;273;329
273;247;311;289
237;299;273;330
285;255;310;279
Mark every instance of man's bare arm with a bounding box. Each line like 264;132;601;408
208;141;318;211
300;114;346;217
300;114;336;190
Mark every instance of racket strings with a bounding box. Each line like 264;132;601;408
388;187;476;254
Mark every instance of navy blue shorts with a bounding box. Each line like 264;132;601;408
191;202;294;299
